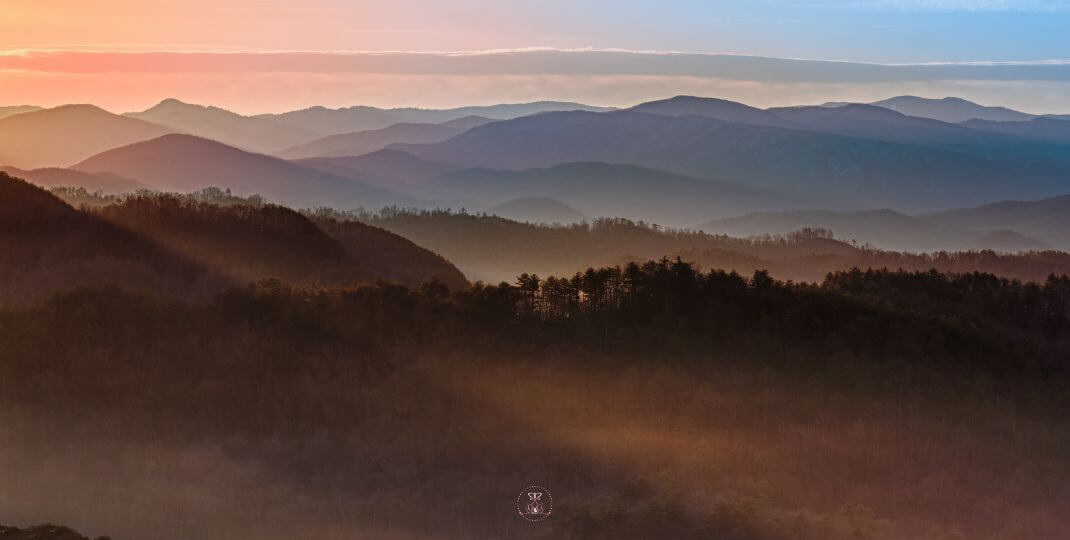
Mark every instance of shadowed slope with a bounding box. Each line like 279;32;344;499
961;117;1070;144
0;172;211;302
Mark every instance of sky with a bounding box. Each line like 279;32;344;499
2;0;1070;113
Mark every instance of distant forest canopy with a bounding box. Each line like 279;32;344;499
43;186;1070;286
330;206;1070;284
3;260;1069;539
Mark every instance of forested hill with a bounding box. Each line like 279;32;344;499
0;523;105;540
4;261;1069;539
0;172;467;303
352;207;1070;284
0;171;214;302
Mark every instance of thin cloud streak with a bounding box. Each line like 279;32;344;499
2;49;1070;80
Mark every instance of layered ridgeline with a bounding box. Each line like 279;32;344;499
72;134;416;210
701;191;1070;253
254;100;612;134
347;208;1070;284
0;172;466;303
392;110;1069;212
6;95;1070;231
3;260;1069;539
274;116;498;159
0;104;173;169
700;208;1051;253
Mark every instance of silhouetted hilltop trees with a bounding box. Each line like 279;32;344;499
3;262;1068;539
0;524;106;540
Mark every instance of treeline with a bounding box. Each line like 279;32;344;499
0;523;106;540
343;207;1070;284
3;262;1069;539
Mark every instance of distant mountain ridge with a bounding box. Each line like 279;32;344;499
0;105;41;120
924;194;1070;250
484;196;587;224
276;122;466;159
395;107;1065;211
629;95;798;128
1;166;150;193
0;104;173;169
961;117;1070;144
257;100;613;136
699;208;1049;252
430;161;792;226
126;98;321;153
73;134;415;209
870;96;1037;123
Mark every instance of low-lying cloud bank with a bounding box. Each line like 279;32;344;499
2;49;1069;113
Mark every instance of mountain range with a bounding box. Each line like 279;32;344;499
3;94;1070;244
73;134;415;209
0;104;173;169
396;106;1069;211
275;117;496;159
428;161;791;226
255;101;612;135
125;98;320;153
699;208;1049;252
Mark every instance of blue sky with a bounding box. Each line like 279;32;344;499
531;0;1070;63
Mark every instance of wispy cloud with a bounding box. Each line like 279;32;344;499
1;48;1069;114
1;48;1068;81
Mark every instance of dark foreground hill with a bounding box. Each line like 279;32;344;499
0;524;104;540
0;171;214;302
0;173;466;302
92;194;467;291
2;261;1069;539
